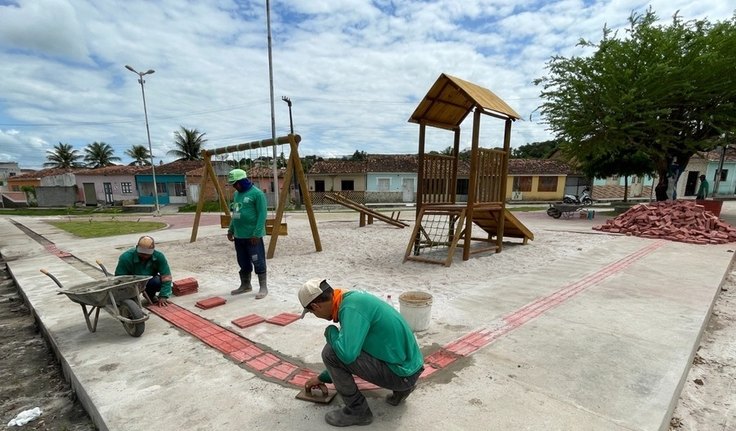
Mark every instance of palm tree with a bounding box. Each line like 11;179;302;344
44;143;83;168
168;126;207;161
84;142;121;168
125;144;151;166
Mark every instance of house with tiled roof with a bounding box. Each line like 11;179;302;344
678;147;736;198
307;159;368;204
307;155;579;204
135;160;204;206
365;155;419;203
74;165;148;206
7;167;84;207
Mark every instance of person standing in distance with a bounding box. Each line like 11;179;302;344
227;168;268;299
696;174;710;200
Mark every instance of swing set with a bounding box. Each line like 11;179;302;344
189;134;322;259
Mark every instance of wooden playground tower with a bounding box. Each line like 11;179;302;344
189;134;321;259
404;74;534;266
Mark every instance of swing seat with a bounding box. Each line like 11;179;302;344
220;214;231;229
266;218;288;235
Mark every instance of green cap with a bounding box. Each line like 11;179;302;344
227;169;247;184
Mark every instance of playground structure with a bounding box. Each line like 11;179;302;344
324;193;408;228
189;134;321;259
404;74;534;266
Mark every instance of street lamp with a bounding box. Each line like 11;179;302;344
125;65;160;216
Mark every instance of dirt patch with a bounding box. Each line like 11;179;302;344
0;258;95;430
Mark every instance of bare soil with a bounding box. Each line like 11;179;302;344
0;257;95;430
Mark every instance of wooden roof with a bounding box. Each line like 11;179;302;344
409;73;521;130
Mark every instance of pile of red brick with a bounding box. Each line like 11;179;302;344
593;201;736;244
173;277;199;296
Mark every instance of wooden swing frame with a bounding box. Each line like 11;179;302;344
189;134;322;259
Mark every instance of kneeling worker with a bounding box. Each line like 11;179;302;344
115;235;172;307
300;278;424;427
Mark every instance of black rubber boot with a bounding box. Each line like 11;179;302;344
255;272;268;299
385;385;416;406
324;407;373;427
231;271;252;295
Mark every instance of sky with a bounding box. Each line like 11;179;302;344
0;0;733;170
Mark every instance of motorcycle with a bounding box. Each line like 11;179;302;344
563;186;593;206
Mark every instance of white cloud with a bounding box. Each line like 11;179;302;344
0;0;732;168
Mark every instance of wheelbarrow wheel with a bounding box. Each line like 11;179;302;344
118;299;145;337
547;207;562;219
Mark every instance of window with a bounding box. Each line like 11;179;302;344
720;169;729;181
538;176;558;192
513;176;532;192
315;180;325;192
121;182;132;194
456;179;469;195
156;182;167;194
341;180;354;191
174;182;186;197
377;178;390;192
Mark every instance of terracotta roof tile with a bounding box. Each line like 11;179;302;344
75;165;148;176
309;160;367;174
8;167;84;180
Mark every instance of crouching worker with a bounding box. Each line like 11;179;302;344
115;235;173;307
299;278;424;427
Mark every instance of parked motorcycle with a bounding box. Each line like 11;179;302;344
563;186;593;206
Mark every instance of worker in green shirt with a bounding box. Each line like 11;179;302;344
115;235;172;307
299;278;424;427
227;168;269;299
696;174;710;199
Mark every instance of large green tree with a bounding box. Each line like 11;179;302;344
125;144;151;166
512;140;560;159
535;9;736;199
84;142;120;168
44;142;83;168
168;126;207;161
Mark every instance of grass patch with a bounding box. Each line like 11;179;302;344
177;201;222;213
508;206;548;212
49;220;167;238
0;207;124;216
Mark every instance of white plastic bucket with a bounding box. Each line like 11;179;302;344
398;291;433;332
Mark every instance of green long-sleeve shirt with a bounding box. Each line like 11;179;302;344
228;186;267;238
114;248;173;297
319;291;424;382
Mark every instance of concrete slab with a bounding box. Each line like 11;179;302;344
1;203;734;431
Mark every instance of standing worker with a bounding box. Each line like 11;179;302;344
696;174;710;200
299;278;424;427
115;235;172;307
227;168;268;299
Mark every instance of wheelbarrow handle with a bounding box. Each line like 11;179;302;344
40;269;64;289
96;260;111;277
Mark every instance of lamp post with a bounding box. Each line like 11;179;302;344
125;65;160;216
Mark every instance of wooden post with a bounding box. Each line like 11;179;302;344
463;108;482;261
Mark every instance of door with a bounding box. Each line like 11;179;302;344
684;171;699;196
103;182;113;204
402;178;415;202
83;183;96;206
189;184;200;204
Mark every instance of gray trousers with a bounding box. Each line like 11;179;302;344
322;343;422;413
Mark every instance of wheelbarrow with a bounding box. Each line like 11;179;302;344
40;268;151;337
546;202;585;219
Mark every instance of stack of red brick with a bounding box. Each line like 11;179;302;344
173;277;199;296
593;201;736;244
